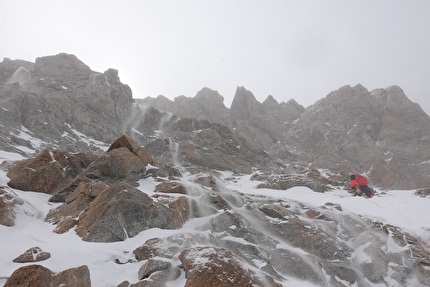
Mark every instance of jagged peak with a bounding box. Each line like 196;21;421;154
285;98;302;107
231;86;259;105
230;86;265;119
263;95;278;105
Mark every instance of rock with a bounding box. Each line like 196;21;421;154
49;175;96;203
4;265;52;287
46;180;109;233
179;246;281;287
7;149;68;194
107;135;156;166
84;135;158;184
7;149;97;194
255;170;332;193
179;246;254;287
269;248;327;285
193;174;217;188
415;188;430;197
138;259;172;280
12;247;50;263
135;266;181;286
75;182;185;242
116;281;131;287
154;182;186;194
0;187;23;226
4;264;91;287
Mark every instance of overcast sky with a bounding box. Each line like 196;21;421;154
1;0;430;114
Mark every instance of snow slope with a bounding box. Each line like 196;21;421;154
1;151;430;286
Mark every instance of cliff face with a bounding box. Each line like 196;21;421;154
0;53;133;153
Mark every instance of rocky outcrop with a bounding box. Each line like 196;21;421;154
4;264;91;287
7;150;98;194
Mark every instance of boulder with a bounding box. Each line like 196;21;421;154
138;259;172;280
84;135;159;184
7;150;68;194
12;247;51;263
179;246;281;287
4;264;91;287
107;135;156;166
7;149;97;194
75;182;186;242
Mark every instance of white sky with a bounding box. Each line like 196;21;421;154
1;0;430;114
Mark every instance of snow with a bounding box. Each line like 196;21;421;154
1;153;430;286
63;123;109;150
229;174;430;246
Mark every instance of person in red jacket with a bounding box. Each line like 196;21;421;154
349;174;374;198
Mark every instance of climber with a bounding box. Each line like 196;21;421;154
349;174;374;198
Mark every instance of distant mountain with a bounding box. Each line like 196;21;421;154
1;53;430;189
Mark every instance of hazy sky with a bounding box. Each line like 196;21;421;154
1;0;430;114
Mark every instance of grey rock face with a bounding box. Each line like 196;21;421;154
279;84;430;189
75;182;184;242
0;53;133;153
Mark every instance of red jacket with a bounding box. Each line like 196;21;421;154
349;174;368;189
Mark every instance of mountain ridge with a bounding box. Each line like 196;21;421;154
1;53;430;189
